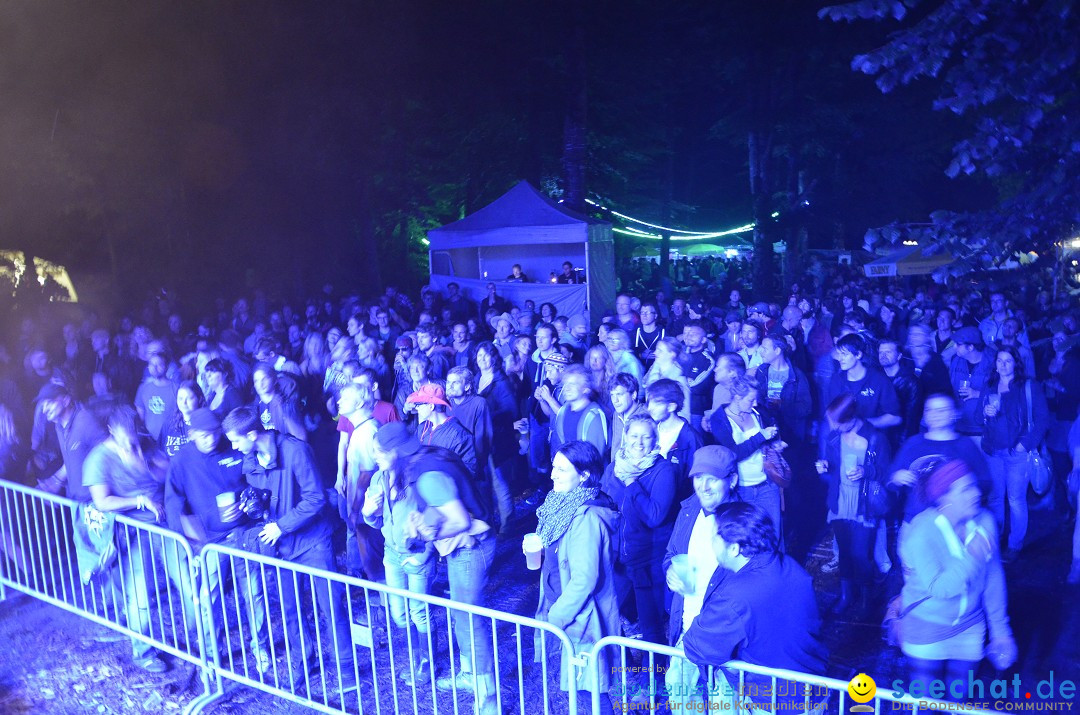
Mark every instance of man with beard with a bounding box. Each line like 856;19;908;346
134;353;175;442
879;339;919;443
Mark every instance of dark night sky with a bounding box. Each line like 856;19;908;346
0;1;986;310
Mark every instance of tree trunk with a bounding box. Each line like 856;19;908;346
749;131;777;300
561;13;587;213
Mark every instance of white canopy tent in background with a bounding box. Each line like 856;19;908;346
427;181;615;327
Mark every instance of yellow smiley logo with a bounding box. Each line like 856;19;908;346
848;673;877;705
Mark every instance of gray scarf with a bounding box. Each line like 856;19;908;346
536;486;599;547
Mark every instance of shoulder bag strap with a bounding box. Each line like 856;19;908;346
1025;381;1032;435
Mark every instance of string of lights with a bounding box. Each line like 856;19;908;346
581;197;755;242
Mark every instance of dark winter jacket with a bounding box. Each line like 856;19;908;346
242;431;331;560
477;372;520;464
600;457;677;569
818;423;892;520
979;379;1049;454
419;416;479;477
682;552;828;706
754;363;813;442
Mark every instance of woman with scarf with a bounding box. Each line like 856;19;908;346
532;440;620;715
600;414;677;646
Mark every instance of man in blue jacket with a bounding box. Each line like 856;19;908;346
682;503;828;710
223;406;357;695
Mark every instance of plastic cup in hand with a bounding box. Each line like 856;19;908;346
216;492;237;522
671;554;698;596
523;533;543;571
988;393;1001;410
842;454;858;479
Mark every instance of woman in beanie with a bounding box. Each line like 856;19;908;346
897;459;1016;696
532;440;619;714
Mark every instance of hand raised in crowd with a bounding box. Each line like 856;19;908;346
815;460;828;475
761;425;778;440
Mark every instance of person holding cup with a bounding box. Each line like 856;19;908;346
164;407;269;672
532;440;620;714
978;345;1049;560
662;445;739;713
947;326;995;449
817;393;891;617
898;460;1016;697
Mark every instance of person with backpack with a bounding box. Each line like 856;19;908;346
367;422;498;714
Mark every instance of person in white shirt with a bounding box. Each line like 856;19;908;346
662;445;738;711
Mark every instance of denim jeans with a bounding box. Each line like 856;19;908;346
833;519;875;584
383;548;435;633
528;416;551;487
491;457;514;529
445;534;496;674
625;561;667;646
112;527;198;661
278;542;354;672
739;481;783;545
986;448;1029;550
202;541;268;658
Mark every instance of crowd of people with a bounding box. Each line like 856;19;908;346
1;256;1078;712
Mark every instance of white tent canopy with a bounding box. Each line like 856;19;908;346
428;181;615;327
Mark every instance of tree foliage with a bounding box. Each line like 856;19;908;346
821;0;1080;274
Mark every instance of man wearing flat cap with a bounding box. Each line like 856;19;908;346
661;445;740;711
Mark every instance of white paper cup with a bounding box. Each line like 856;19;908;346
671;554;697;596
216;492;236;521
523;533;543;571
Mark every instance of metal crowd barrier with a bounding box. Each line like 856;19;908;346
587;636;999;715
0;478;212;696
187;541;581;715
3;476;1000;715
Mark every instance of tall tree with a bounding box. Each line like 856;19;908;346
822;0;1080;273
